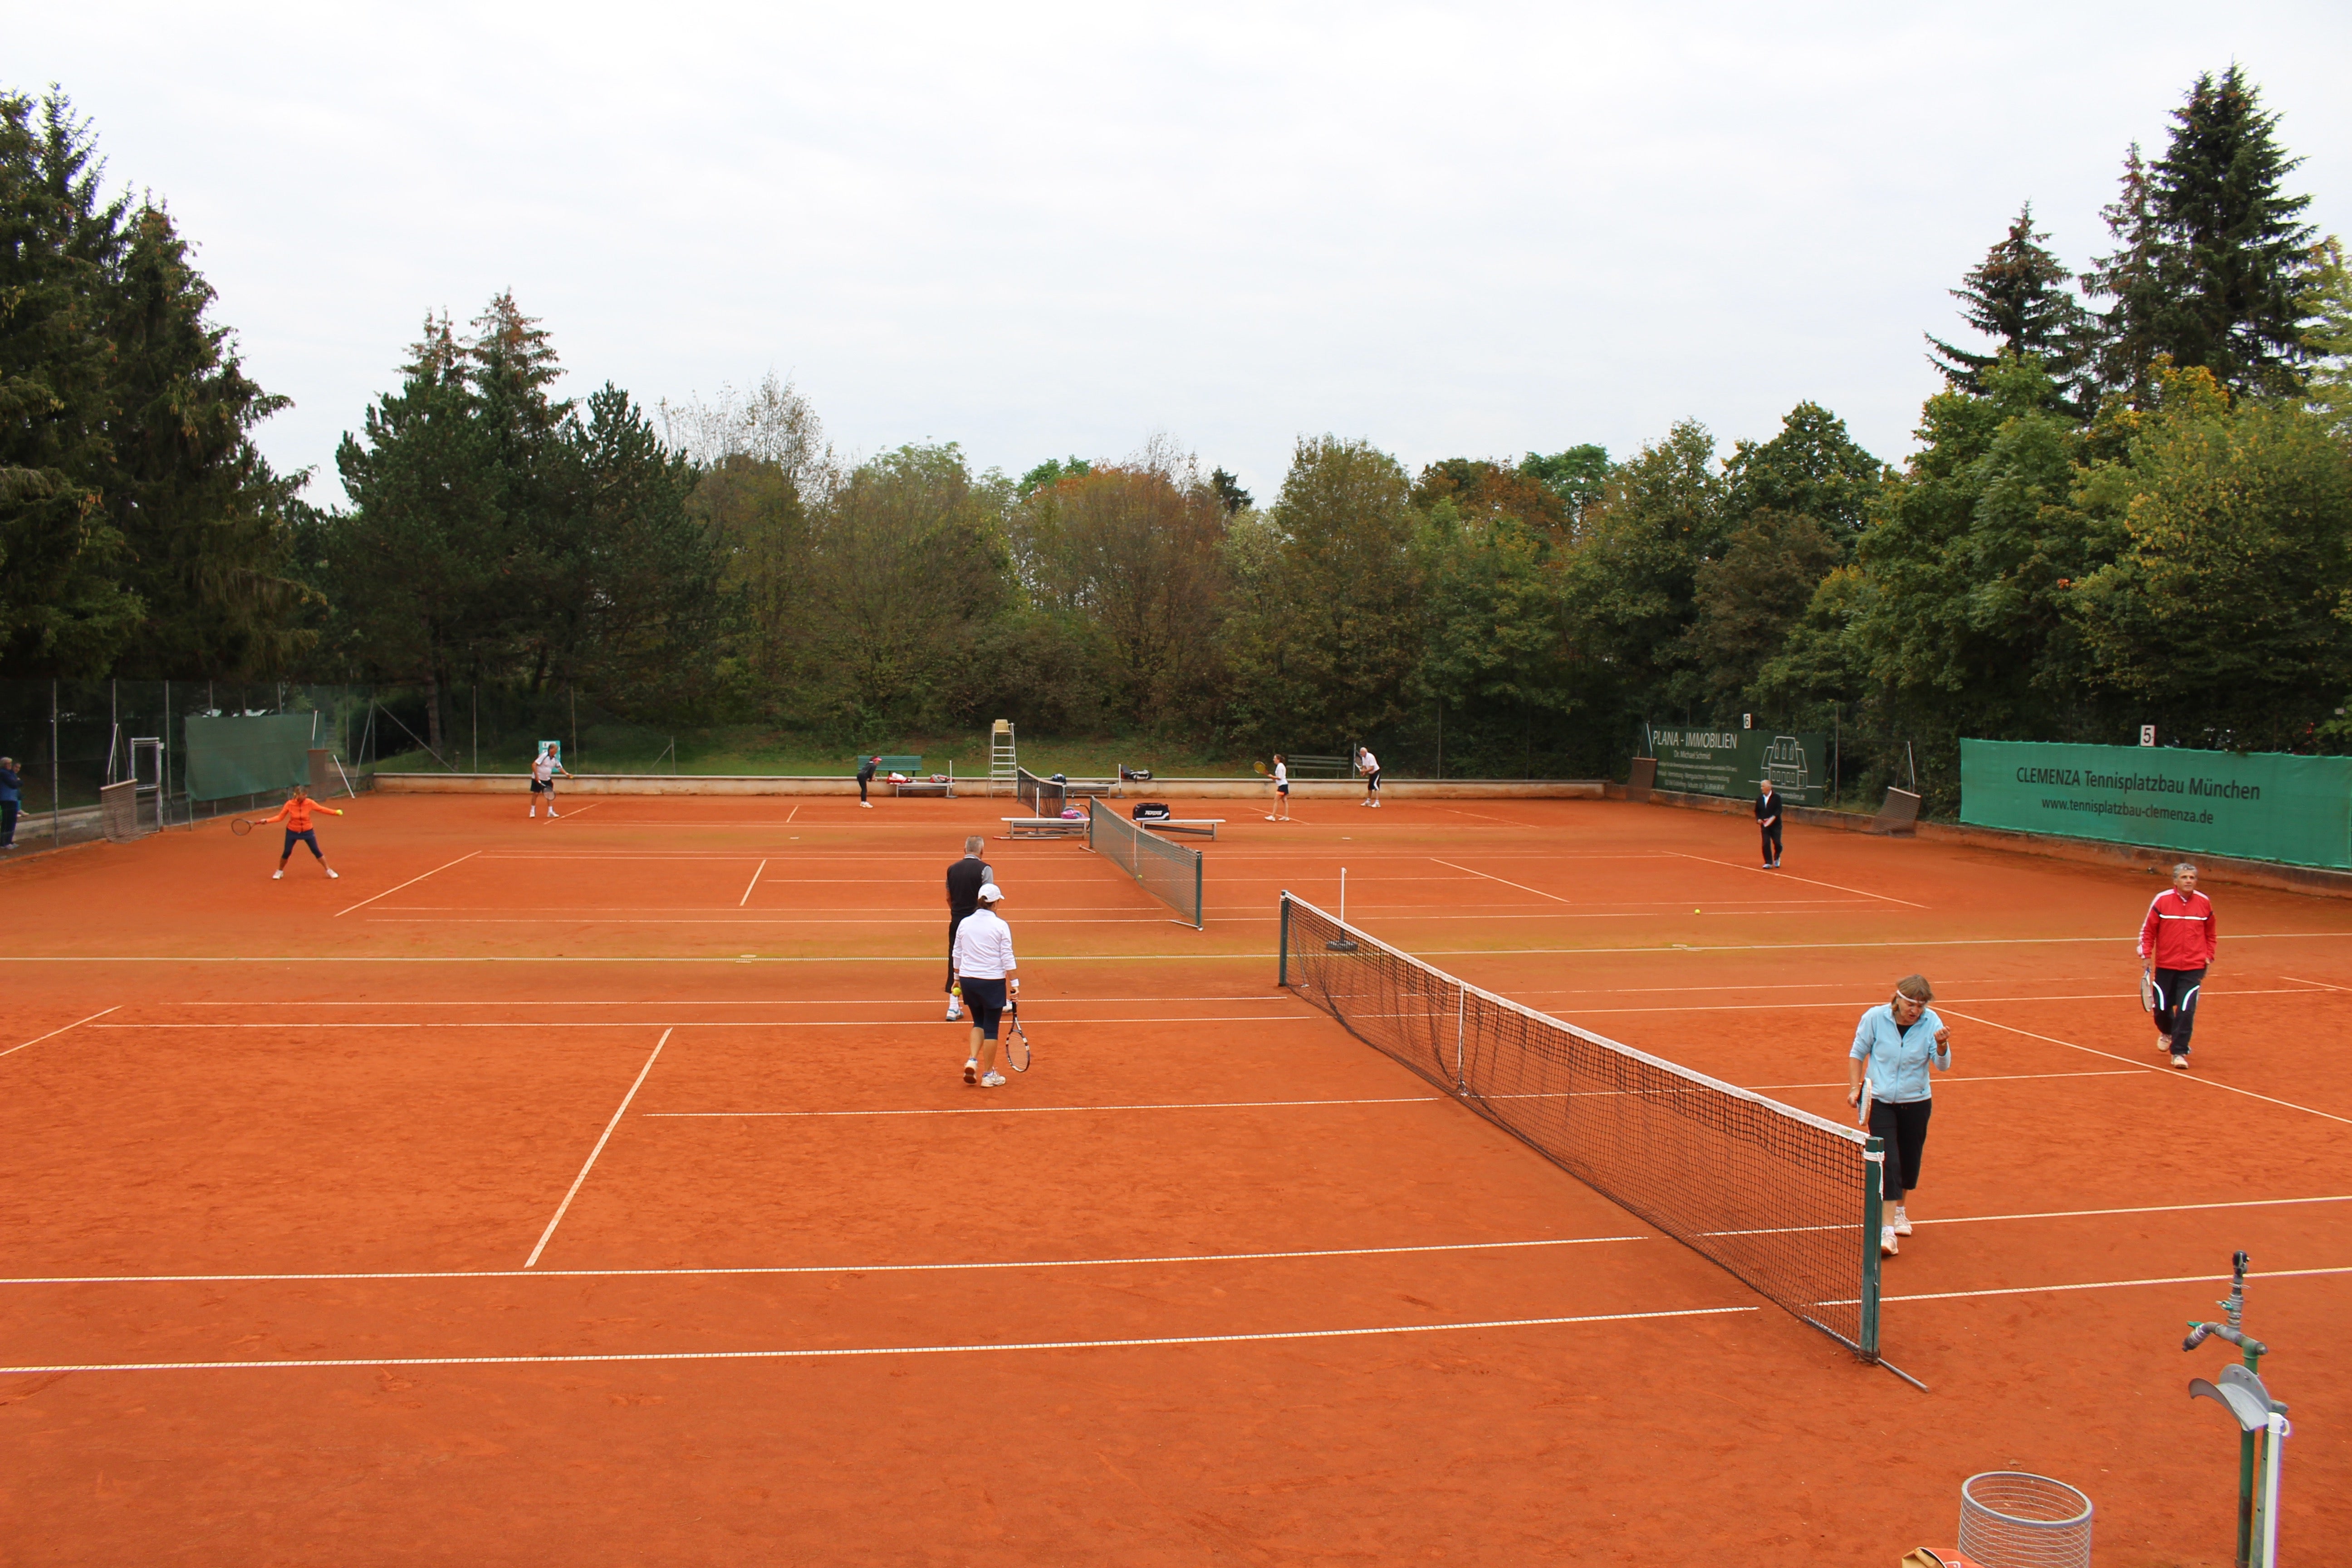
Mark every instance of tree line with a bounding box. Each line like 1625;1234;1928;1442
4;72;2349;799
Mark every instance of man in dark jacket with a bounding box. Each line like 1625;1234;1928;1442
944;836;996;1020
856;755;879;808
0;755;20;849
1755;777;1783;869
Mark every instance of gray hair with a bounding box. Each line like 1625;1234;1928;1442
964;836;985;855
2174;862;2199;877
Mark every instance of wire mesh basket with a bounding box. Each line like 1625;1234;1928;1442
1958;1472;2094;1568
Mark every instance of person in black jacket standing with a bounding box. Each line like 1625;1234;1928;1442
944;835;995;1020
856;754;879;808
1755;777;1783;869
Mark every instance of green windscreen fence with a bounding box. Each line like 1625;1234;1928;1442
1088;800;1204;927
185;714;318;803
1645;722;1829;806
1960;740;2352;869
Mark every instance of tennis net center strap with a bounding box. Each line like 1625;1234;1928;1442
1275;890;1881;1360
1088;799;1203;928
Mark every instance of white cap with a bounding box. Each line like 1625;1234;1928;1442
977;884;1003;902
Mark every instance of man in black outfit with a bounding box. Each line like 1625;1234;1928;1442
1755;777;1783;868
944;835;995;1020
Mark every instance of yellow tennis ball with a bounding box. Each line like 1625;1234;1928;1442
1694;907;1701;913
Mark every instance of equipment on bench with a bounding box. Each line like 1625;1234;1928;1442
1132;802;1172;821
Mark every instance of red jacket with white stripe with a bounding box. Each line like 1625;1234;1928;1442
2138;888;2217;969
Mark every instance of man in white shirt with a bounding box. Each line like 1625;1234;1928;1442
529;744;571;818
951;883;1019;1087
1356;745;1382;808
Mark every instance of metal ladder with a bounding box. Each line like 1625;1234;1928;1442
989;720;1017;797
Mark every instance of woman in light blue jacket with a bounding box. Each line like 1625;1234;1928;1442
1846;974;1952;1259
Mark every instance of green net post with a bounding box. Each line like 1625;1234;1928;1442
1859;1137;1885;1360
1193;845;1204;931
1279;893;1291;986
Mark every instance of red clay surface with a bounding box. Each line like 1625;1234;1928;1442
1;791;2347;1565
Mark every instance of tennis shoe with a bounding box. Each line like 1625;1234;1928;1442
963;1060;978;1084
2172;1052;2191;1070
1891;1207;1912;1235
980;1072;1006;1088
1879;1226;1898;1257
271;869;283;880
327;868;340;879
547;809;559;818
945;1003;961;1021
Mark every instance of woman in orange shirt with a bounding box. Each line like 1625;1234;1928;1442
259;785;345;881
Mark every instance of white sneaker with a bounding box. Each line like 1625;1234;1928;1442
1880;1226;1898;1257
1891;1208;1912;1236
860;801;873;809
547;810;559;818
980;1071;1006;1087
963;1061;978;1085
945;1004;962;1021
327;869;340;879
2172;1053;2191;1070
271;869;283;880
1266;815;1278;821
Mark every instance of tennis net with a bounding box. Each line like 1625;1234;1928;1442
1277;892;1882;1357
1088;799;1204;928
1015;765;1065;817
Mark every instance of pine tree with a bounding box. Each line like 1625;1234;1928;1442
2302;236;2352;437
1926;203;2093;411
2087;68;2318;401
0;90;142;671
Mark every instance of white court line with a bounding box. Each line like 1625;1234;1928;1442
550;802;601;823
1943;1009;2352;1128
0;1304;1755;1376
1;1005;121;1059
1667;851;1928;909
4;1234;1648;1287
524;1028;672;1268
11;933;2352;965
786;804;799;823
164;995;1300;1007
647;1094;1445;1119
1539;987;2329;1015
333;849;482;918
2282;974;2352;993
1916;1194;2352;1228
737;859;766;906
1875;1264;2352;1305
93;1013;1316;1030
1427;858;1572;905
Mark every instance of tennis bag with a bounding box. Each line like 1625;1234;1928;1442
1132;802;1172;821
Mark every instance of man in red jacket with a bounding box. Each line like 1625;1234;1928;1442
2139;862;2218;1070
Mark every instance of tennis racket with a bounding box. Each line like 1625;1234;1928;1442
230;817;256;836
2139;970;2157;1013
1855;1078;1874;1130
1004;998;1031;1073
1253;761;1269;776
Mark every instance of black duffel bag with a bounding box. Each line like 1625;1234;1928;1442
1132;801;1173;821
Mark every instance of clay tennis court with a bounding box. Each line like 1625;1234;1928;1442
3;793;2347;1564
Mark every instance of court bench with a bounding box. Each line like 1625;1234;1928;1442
1002;816;1085;839
867;755;957;797
1147;818;1223;839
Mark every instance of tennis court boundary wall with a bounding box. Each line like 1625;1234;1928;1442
1611;782;2352;900
371;773;1607;800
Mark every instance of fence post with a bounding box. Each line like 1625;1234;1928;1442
50;679;60;844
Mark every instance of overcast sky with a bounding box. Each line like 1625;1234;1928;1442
11;3;2350;505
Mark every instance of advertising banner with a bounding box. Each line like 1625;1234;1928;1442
1645;722;1827;806
1960;740;2352;869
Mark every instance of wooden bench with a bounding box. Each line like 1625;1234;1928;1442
1001;816;1086;839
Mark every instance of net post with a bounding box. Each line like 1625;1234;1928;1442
1278;892;1291;987
1192;845;1203;930
1859;1135;1886;1360
1454;984;1466;1093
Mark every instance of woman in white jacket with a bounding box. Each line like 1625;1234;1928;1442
953;883;1019;1087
